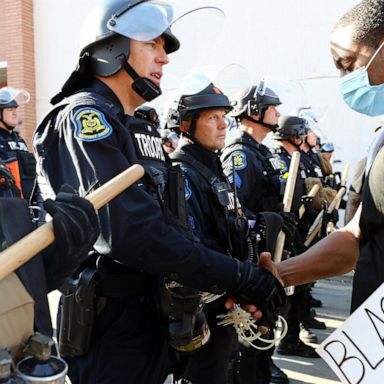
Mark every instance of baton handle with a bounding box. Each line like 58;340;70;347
305;186;346;246
298;184;320;219
273;151;300;262
0;164;145;281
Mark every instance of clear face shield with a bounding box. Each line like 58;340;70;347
78;1;225;101
0;88;30;108
162;64;251;131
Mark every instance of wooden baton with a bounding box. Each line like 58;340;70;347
298;184;320;219
0;164;145;281
326;163;350;234
304;186;346;247
273;151;301;262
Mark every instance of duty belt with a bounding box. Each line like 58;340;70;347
97;273;155;298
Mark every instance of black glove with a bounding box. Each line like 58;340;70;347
279;211;298;243
0;160;15;190
232;260;289;322
320;208;339;237
326;208;339;225
19;151;36;177
43;184;99;264
301;195;318;218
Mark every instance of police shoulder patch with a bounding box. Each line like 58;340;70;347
230;151;247;171
72;107;113;142
184;178;192;201
278;159;288;172
269;157;284;171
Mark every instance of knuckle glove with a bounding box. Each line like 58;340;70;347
232;261;289;319
43;184;99;259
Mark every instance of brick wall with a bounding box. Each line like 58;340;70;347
0;0;36;148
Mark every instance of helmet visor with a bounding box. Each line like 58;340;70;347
0;87;30;107
107;0;174;42
106;1;223;43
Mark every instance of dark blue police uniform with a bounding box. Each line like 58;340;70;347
221;131;282;216
221;131;283;384
0;129;35;200
274;146;321;358
33;80;247;384
171;138;246;384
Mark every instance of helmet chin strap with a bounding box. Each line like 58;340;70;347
288;137;303;149
243;116;278;132
0;111;15;131
121;60;162;102
304;136;315;148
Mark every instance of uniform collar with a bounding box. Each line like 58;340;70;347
0;127;17;138
235;129;259;146
178;138;222;174
89;79;126;121
236;130;272;154
277;145;290;158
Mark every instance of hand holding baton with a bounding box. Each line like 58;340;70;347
326;163;350;234
0;164;145;281
304;186;346;247
273;151;301;263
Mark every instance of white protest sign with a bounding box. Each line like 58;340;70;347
317;282;384;384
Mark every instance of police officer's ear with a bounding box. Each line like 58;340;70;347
249;113;261;122
180;119;191;133
290;135;302;145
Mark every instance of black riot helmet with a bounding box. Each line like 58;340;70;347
167;83;232;137
271;115;308;141
231;81;282;131
51;0;180;105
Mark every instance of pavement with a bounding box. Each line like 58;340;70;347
272;273;353;384
48;273;353;384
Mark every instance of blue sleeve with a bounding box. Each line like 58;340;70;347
34;106;239;294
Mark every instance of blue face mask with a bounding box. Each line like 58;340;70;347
340;41;384;116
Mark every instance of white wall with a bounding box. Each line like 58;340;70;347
34;0;380;176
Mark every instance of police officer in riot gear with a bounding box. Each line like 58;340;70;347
271;116;323;358
33;2;287;383
0;88;36;200
169;83;250;384
221;84;284;217
221;84;292;384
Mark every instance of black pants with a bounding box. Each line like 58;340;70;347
63;296;170;384
238;329;275;384
284;285;309;342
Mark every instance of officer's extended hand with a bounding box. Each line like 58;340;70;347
43;184;99;262
229;259;288;322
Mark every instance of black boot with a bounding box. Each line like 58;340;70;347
299;323;318;343
277;339;320;358
270;361;289;384
302;316;326;330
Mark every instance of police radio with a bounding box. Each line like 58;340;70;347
134;106;160;129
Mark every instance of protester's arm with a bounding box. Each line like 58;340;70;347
260;204;361;287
